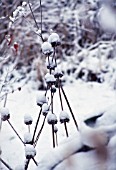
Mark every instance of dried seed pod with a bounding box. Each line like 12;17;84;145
24;132;32;144
36;93;47;107
25;144;36;159
54;68;63;78
45;73;56;85
24;114;33;125
41;42;53;55
48;33;61;47
51;85;57;93
59;111;70;123
54;125;58;133
47;112;57;125
0;107;10;121
42;103;49;116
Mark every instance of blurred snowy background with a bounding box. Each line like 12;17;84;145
0;0;116;170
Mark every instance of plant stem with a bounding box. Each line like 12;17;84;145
7;120;25;145
58;79;63;111
55;133;58;146
32;157;38;166
32;108;42;143
52;124;55;148
0;158;13;170
34;116;46;147
61;86;79;130
64;122;68;137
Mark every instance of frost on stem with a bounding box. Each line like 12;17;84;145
45;73;56;85
48;33;61;47
41;42;53;55
36;93;47;107
0;107;10;121
24;114;33;125
59;111;70;123
47;112;57;125
54;125;58;133
25;144;36;159
24;132;32;144
42;103;49;116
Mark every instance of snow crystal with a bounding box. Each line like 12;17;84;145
48;33;60;46
41;42;53;55
25;145;36;158
24;132;32;144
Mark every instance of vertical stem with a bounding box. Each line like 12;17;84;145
55;133;58;146
61;86;79;130
64;122;68;137
28;125;30;133
52;124;55;148
58;79;63;111
3;93;8;107
25;159;30;170
40;0;43;40
7;120;25;145
32;108;42;143
51;90;53;113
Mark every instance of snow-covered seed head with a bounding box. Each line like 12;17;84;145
51;85;56;93
36;93;47;107
25;144;36;159
46;57;57;70
41;42;53;55
54;68;63;78
24;132;32;144
45;73;56;85
0;107;10;121
59;111;70;123
54;125;58;133
48;33;61;47
47;112;58;125
42;103;49;116
24;114;33;125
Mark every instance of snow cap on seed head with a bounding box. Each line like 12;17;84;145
0;107;10;121
41;41;53;55
42;103;49;116
47;111;58;124
45;73;56;84
36;92;47;107
25;144;36;159
59;111;70;123
48;33;60;47
54;125;58;133
24;114;33;125
24;132;32;144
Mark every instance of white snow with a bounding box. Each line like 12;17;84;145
42;103;49;116
47;112;57;124
59;111;70;121
24;132;32;144
41;42;53;55
48;33;60;45
36;92;47;106
0;107;10;121
25;145;36;158
24;114;33;125
45;73;56;83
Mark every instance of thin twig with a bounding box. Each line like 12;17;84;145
64;122;69;137
7;120;25;145
52;124;55;148
0;157;13;170
32;108;42;143
34;115;46;147
61;86;79;130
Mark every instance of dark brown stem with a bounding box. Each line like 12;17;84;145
32;108;42;143
52;124;55;148
32;157;38;166
58;79;63;111
64;122;69;137
3;93;8;107
34;116;46;147
61;86;79;130
7;120;25;145
25;159;30;170
0;158;13;170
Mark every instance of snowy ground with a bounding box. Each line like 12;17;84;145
0;80;116;169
